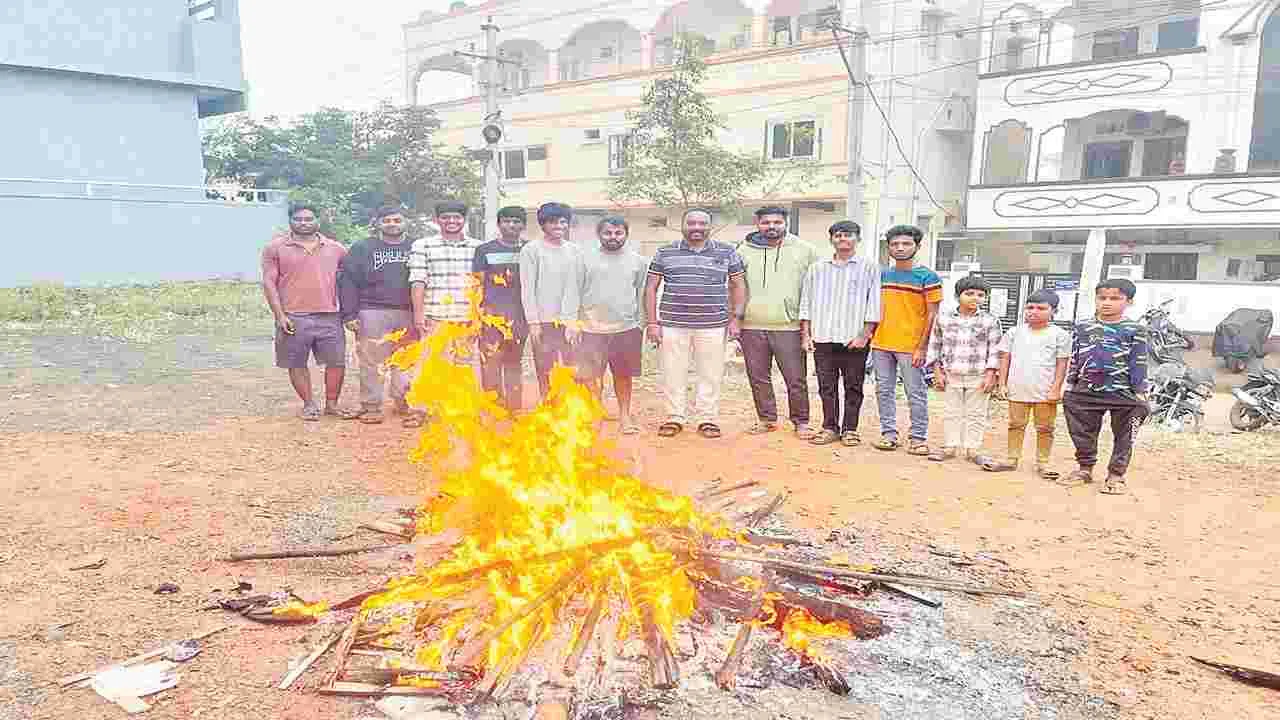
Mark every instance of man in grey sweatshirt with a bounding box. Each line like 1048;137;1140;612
518;202;585;400
578;215;648;433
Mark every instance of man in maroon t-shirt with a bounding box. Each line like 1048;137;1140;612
262;204;348;420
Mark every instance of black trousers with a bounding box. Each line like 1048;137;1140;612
479;327;526;412
813;343;869;433
1063;391;1149;476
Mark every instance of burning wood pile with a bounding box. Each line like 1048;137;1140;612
240;320;1017;717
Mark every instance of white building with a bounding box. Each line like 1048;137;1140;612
404;0;978;260
963;0;1280;331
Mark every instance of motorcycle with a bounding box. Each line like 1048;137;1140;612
1213;308;1273;374
1141;298;1195;365
1229;367;1280;431
1147;362;1214;432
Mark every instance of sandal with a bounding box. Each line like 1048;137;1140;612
873;438;900;451
697;423;722;439
1061;468;1093;486
794;424;817;440
841;431;861;447
620;422;641;435
657;421;683;438
1035;466;1060;481
747;421;779;435
982;459;1017;472
360;411;385;425
809;429;839;446
402;413;426;429
1100;474;1128;495
907;441;931;457
928;448;957;462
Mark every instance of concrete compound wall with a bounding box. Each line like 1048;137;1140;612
0;196;285;287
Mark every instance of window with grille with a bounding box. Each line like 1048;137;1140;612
1092;28;1139;60
767;120;818;160
608;134;632;175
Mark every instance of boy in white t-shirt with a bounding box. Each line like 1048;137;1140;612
983;290;1072;478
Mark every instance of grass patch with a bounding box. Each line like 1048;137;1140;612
0;281;272;342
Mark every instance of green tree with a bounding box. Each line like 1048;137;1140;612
609;38;819;224
202;104;480;244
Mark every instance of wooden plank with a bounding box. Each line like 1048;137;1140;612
323;615;364;689
277;629;342;690
317;681;451;697
59;625;231;688
222;543;403;562
359;520;414;539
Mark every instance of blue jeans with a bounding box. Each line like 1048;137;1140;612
872;349;929;443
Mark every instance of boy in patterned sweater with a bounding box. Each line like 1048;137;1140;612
926;276;1003;462
1062;279;1150;495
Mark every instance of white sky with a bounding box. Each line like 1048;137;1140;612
238;0;470;118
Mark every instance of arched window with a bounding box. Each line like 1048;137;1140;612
1249;5;1280;171
1036;125;1065;181
983;120;1032;185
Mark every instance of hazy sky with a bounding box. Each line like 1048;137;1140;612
238;0;468;118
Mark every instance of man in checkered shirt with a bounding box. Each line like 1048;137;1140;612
407;200;483;425
925;275;1002;462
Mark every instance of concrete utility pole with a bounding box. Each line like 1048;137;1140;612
841;28;872;262
482;18;500;241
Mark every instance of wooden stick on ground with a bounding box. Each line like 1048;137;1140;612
452;562;589;671
699;549;1024;597
877;581;942;609
1190;656;1280;690
223;544;405;562
563;591;606;677
746;492;789;528
697;480;760;500
641;607;679;690
58;625;232;688
277;629;343;690
715;571;771;691
323;614;364;689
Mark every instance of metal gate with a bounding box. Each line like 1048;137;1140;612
974;272;1082;330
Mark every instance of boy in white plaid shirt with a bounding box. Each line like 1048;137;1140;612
926;276;1002;462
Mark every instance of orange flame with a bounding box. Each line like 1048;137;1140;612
271;600;330;620
779;608;853;661
361;285;724;677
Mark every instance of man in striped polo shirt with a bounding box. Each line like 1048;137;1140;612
870;225;943;455
643;208;748;439
407;200;483;426
799;221;882;446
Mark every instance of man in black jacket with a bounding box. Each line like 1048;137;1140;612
338;206;415;424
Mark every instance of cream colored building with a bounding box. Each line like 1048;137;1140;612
962;0;1280;330
404;0;978;260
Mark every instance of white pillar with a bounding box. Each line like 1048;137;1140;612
1077;227;1108;321
547;49;559;84
751;13;768;46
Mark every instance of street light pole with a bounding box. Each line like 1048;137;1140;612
482;18;500;241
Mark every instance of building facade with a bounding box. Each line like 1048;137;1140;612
405;0;978;260
0;0;285;287
963;0;1280;330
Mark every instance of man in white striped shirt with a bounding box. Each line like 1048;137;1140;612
798;221;882;446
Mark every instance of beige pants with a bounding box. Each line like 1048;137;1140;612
943;372;990;452
660;326;727;426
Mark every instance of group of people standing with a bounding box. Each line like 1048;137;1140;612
262;200;1151;496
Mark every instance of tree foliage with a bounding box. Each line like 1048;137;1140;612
203;103;480;243
609;39;820;221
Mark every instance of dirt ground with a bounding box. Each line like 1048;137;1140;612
1;327;1278;720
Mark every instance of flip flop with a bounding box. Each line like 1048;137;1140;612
982;459;1017;472
1060;468;1093;486
841;431;861;446
1100;474;1128;495
907;442;931;457
697;423;722;439
809;430;839;445
1035;466;1060;481
620;422;641;435
657;421;683;438
402;413;426;429
873;438;899;451
746;421;779;435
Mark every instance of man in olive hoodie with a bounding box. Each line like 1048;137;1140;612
338;206;415;424
737;206;820;438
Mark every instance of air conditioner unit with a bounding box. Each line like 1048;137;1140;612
1107;264;1145;280
950;261;981;274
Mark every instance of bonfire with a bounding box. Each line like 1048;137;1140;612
294;290;1011;715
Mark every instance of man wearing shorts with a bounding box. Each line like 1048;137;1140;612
261;204;348;420
578;216;647;434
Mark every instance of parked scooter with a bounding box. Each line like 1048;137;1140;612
1140;298;1195;365
1229;367;1280;431
1213;308;1273;373
1147;362;1214;432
